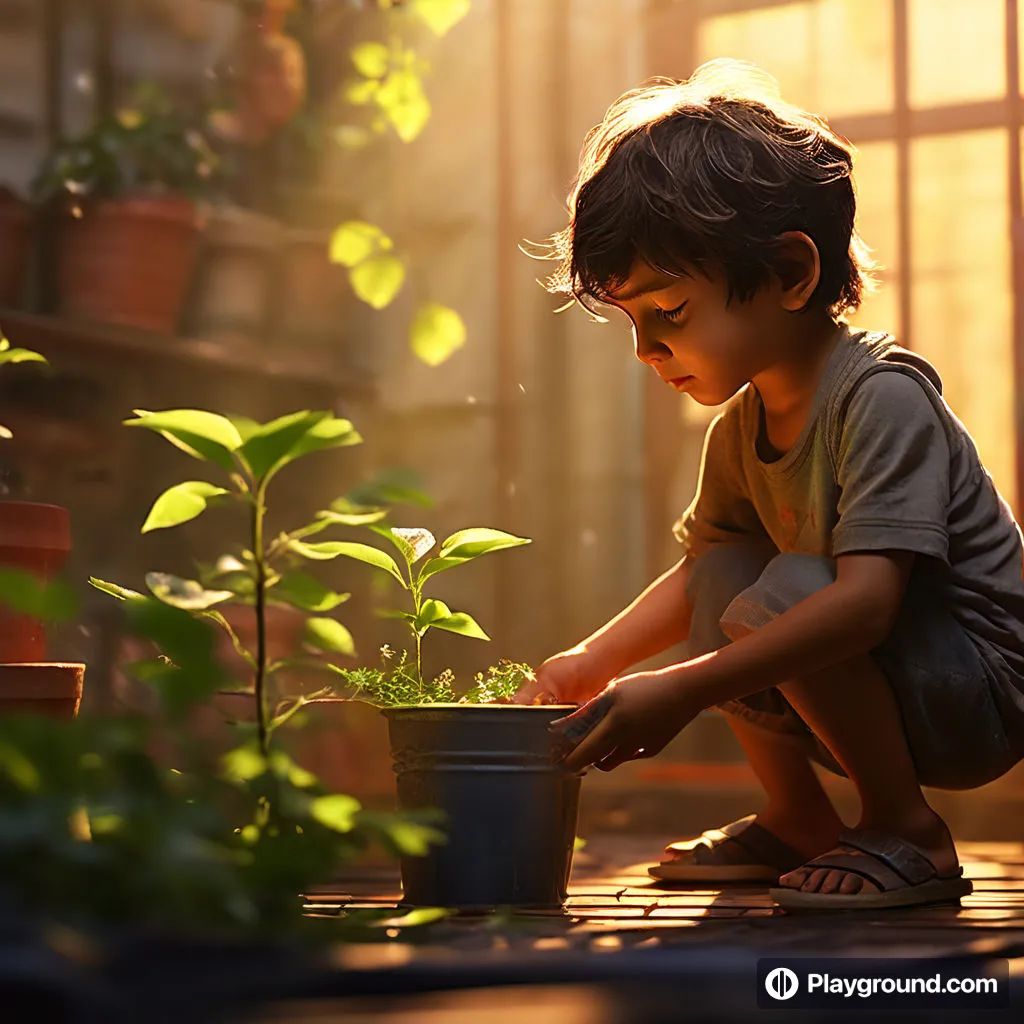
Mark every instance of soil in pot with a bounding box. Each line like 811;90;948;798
383;704;582;910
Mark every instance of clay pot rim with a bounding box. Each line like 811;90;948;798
60;194;203;228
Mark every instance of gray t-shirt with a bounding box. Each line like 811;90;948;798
674;326;1024;681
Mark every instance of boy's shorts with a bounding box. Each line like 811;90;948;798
685;542;1022;790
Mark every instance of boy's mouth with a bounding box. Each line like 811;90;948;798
666;375;695;391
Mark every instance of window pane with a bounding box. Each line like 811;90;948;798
910;130;1015;505
697;0;893;117
850;141;899;335
909;0;1005;108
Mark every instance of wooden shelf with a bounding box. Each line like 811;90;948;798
0;309;375;396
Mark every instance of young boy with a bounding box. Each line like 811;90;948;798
515;59;1024;911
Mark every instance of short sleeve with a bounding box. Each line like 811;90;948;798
832;371;950;562
673;409;769;559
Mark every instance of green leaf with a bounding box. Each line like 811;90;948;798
125;409;242;473
272;571;349;612
345;79;380;105
349;255;406;309
351;41;391;78
268;749;319;788
290;540;405;584
439;528;531;561
310;793;362;833
329;221;392;268
89;577;143;601
286;414;362;462
315;501;388;527
428;611;489;640
238;411;327;481
375;68;431;142
145;572;233;611
141;480;228;533
0;569;78;621
0;337;47;366
223;743;266;782
410;302;466;366
0;743;41;791
304;617;356;657
414;597;450;632
359;810;447;856
416;556;466;585
410;0;471;35
226;415;262;441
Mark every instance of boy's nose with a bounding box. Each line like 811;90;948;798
633;325;670;365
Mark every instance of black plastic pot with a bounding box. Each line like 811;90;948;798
382;705;581;910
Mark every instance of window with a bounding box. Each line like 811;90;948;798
692;0;1021;507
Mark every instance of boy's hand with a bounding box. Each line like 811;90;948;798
550;670;699;773
513;645;616;705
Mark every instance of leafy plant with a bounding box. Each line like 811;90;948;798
324;0;472;366
322;521;530;703
32;82;217;203
80;406;446;934
336;646;534;709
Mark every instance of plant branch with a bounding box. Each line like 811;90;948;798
252;478;270;757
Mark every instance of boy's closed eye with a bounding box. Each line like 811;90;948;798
654;300;688;323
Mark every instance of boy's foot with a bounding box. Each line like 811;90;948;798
648;811;840;883
772;811;969;911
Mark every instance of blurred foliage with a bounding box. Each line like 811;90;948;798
0;405;445;940
32;83;218;203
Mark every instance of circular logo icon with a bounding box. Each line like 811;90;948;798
765;967;800;1001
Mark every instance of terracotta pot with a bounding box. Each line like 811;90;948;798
0;502;71;663
56;195;204;334
190;205;282;348
0;662;84;718
0;188;32;308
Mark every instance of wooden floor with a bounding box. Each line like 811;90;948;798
304;836;1024;957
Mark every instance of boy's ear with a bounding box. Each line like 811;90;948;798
772;231;821;312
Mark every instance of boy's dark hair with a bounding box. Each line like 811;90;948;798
545;59;876;318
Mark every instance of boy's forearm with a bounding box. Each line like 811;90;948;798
581;557;692;677
668;578;889;709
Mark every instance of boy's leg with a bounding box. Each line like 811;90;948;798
663;543;845;868
724;715;844;861
772;652;956;894
718;553;957;895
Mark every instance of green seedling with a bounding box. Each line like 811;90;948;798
317;520;531;703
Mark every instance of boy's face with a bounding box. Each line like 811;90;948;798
602;260;795;406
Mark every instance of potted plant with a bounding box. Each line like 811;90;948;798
32;84;216;334
0;333;83;717
326;525;581;912
88;405;580;911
